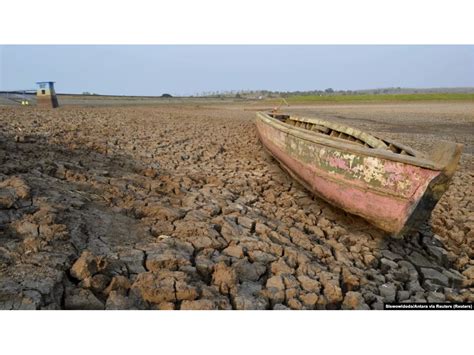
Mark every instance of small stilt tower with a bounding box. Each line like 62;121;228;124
36;81;59;108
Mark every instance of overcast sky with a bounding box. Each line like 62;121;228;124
0;45;473;96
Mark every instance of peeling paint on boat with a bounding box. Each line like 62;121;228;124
256;112;462;235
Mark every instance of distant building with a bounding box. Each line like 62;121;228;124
36;81;59;108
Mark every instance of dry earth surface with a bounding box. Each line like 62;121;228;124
0;100;473;310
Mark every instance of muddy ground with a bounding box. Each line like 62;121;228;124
0;101;472;310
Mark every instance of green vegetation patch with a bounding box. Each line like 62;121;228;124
281;93;474;104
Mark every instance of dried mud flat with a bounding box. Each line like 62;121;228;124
0;101;472;310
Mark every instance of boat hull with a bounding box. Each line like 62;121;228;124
256;113;452;235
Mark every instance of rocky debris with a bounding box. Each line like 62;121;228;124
199;286;232;310
396;260;418;282
70;251;107;281
271;259;294;275
298;292;317;309
238;216;255;231
106;291;134;310
180;299;218;310
297;275;320;293
104;275;131;296
80;273;111;293
131;270;199;305
0;177;30;208
0;281;43;310
462;266;474;281
273;304;290;310
234;259;266;282
266;275;285;290
255;222;271;236
426;292;446;303
397;290;410;302
379;283;397;303
64;288;104;310
320;272;343;305
407;251;433;268
442;269;465;288
380;249;403;261
342;292;370;310
117;249;146;274
0;103;472;310
141;238;194;272
223;244;244;259
212;262;237;295
341;267;360;291
233;282;268;310
420;268;449;287
380;258;398;274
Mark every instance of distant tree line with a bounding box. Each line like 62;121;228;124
191;87;419;99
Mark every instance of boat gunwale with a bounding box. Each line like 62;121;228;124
256;111;443;171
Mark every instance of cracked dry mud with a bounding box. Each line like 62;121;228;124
0;102;473;310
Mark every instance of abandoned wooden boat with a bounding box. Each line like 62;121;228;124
256;112;463;235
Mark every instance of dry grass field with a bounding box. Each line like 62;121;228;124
0;99;472;309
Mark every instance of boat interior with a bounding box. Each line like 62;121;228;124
269;113;417;157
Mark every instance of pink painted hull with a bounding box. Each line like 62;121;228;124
256;116;443;234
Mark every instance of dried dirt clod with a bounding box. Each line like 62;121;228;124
200;286;233;310
285;287;299;300
156;302;175;310
397;290;410;302
0;189;17;209
462;266;474;280
223;245;244;259
287;298;303;310
144;239;194;272
289;227;313;250
282;274;300;289
299;293;319;309
297;275;320;293
363;254;379;268
248;250;277;264
273;303;290;310
420;268;450;287
378;283;397;302
270;259;294;275
131;272;177;304
0;177;30;204
70;251;106;281
14;220;39;238
175;280;199;301
106;291;134;310
266;275;285;291
255;222;271;236
407;251;433;268
323;282;343;305
180;299;217;310
238;216;255;231
341;268;360;291
211;262;237;294
117;249;146;274
342;292;370;310
234;259;266;282
104;275;131;296
80;273;111;293
380;258;398;274
319;272;343;304
426;292;446;303
64;288;105;310
233;282;268;310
